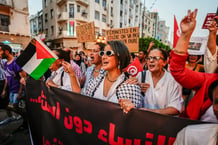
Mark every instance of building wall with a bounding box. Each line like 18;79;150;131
9;0;30;35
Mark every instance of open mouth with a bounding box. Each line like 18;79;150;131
149;64;155;69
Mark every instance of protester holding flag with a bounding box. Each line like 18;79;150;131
46;49;80;93
169;9;218;122
120;48;183;115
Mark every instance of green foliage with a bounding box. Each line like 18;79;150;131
139;37;171;52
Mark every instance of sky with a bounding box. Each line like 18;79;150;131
28;0;218;42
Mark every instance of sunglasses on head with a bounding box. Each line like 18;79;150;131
99;50;115;57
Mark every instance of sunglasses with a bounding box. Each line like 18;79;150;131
99;50;115;57
146;56;164;61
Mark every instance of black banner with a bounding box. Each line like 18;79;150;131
26;78;204;145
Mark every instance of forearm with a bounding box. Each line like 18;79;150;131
69;74;81;93
150;107;179;115
207;31;217;55
174;34;191;55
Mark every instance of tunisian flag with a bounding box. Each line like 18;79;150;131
126;58;143;77
173;15;180;48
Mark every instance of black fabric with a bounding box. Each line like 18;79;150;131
25;78;205;145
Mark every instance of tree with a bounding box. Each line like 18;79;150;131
139;37;171;52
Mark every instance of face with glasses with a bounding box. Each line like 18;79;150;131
100;45;118;71
147;49;166;73
90;44;101;65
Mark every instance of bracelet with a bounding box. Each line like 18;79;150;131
173;49;187;54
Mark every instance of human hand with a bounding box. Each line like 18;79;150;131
62;61;75;77
125;76;138;85
207;20;218;33
119;98;135;113
139;83;150;93
180;9;198;36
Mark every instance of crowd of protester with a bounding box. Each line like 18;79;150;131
0;8;217;144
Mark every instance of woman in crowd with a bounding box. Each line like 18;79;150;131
169;9;218;122
120;48;183;115
63;41;142;107
82;42;106;93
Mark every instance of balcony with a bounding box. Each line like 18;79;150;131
57;12;68;23
56;0;67;6
0;0;12;7
0;25;9;32
75;0;89;7
58;30;68;38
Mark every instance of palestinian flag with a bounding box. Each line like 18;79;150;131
16;38;58;80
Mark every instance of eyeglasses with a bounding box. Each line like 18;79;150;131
99;50;115;57
146;56;164;61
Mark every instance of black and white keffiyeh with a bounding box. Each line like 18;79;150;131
84;72;143;107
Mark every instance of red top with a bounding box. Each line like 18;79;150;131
169;51;218;120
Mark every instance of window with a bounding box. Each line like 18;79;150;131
45;13;48;22
44;0;47;7
95;11;100;20
45;28;48;36
120;23;122;27
0;14;9;26
0;14;9;32
77;5;80;12
111;7;113;16
51;26;54;35
102;14;106;23
50;9;54;19
102;0;106;7
95;0;99;3
69;4;74;18
120;0;123;4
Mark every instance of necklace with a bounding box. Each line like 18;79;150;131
106;73;117;82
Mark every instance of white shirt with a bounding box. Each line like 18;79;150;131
137;70;183;112
204;46;217;73
201;106;218;123
174;124;218;145
47;66;72;91
93;73;125;104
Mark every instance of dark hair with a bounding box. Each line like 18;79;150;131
79;51;85;55
139;50;147;56
130;52;135;59
107;41;130;71
208;80;218;101
53;49;70;62
187;55;201;62
148;48;168;61
96;42;106;51
0;44;12;54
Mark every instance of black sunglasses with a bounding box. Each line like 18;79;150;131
99;50;115;57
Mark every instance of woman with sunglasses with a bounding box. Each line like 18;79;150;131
120;48;183;115
84;41;142;107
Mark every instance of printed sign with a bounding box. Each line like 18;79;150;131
188;37;208;55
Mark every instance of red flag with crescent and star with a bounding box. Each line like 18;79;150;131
173;15;180;48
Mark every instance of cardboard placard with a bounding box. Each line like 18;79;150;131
106;27;139;52
76;22;96;43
